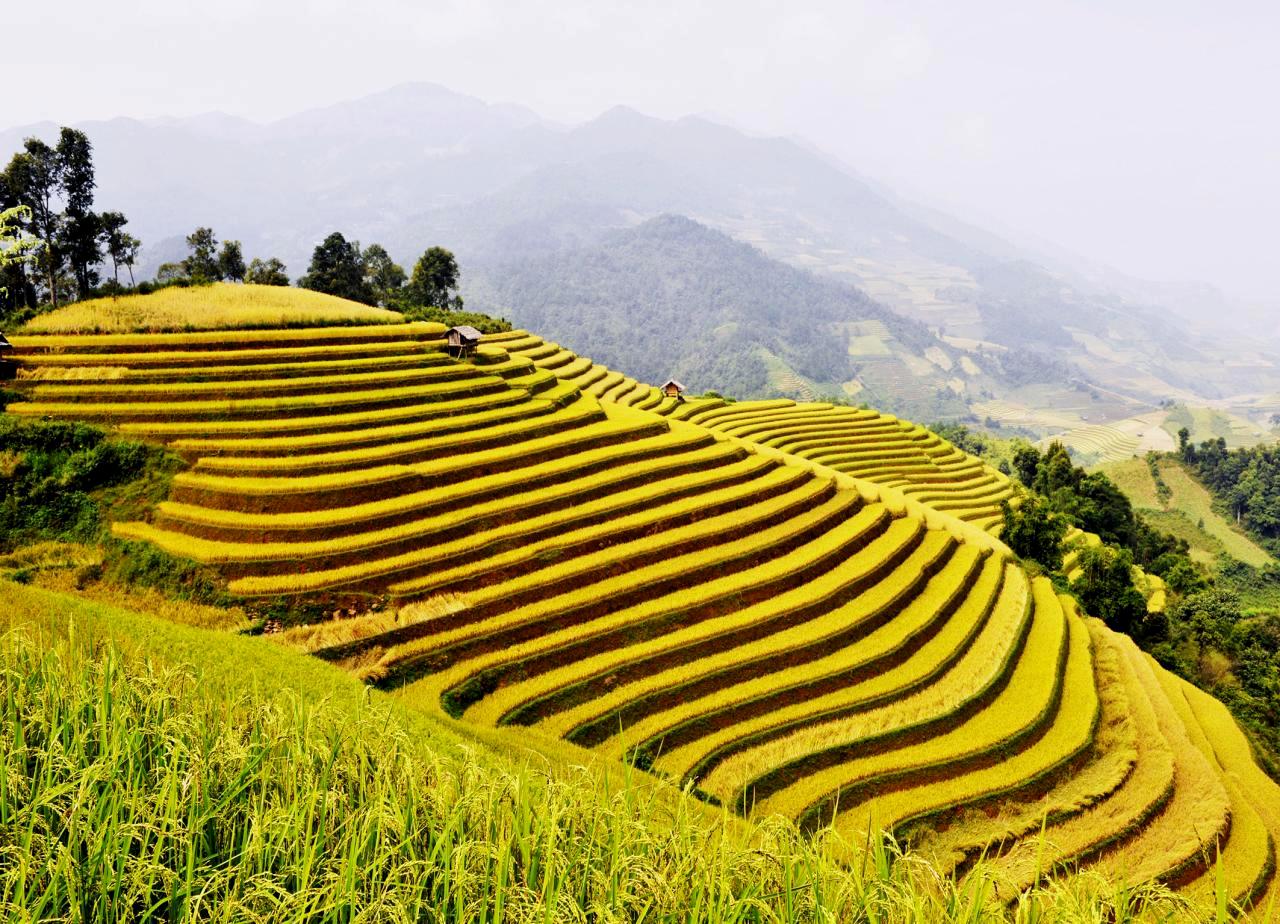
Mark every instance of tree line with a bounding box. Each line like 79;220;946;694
0;127;140;311
1;127;503;331
1177;429;1280;552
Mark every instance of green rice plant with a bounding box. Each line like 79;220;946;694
829;599;1098;846
547;535;978;750
647;556;1012;783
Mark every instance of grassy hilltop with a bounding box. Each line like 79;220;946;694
4;284;1280;921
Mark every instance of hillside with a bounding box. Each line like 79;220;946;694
4;285;1280;916
468;215;972;418
1103;456;1272;570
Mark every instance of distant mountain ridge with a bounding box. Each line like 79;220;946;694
5;82;1278;416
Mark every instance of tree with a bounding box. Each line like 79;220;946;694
182;227;220;282
244;257;289;286
56;128;100;298
98;211;141;285
1178;426;1195;462
362;243;405;306
218;240;246;282
407;246;463;309
0;205;43;306
1012;443;1041;487
155;262;186;283
299;232;375;304
2;139;64;306
1071;545;1148;636
1000;494;1066;569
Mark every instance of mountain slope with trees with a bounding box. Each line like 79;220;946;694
468;214;944;408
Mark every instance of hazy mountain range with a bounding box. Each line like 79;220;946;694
5;82;1278;417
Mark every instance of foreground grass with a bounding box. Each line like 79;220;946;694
18;283;405;334
0;580;1219;922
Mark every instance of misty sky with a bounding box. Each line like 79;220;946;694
6;1;1278;301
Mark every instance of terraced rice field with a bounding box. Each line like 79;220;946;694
1041;424;1139;465
6;317;1280;911
653;395;1018;533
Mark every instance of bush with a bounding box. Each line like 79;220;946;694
1001;494;1067;569
0;417;162;552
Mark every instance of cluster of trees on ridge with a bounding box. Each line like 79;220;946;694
963;426;1280;776
1;127;503;332
0;128;141;313
1177;428;1280;553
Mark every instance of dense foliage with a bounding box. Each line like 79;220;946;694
0;417;153;551
1014;442;1197;578
998;434;1277;773
468;215;936;399
1182;436;1280;554
1;127;140;317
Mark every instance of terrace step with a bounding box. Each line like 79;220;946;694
6;321;444;354
167;414;683;513
533;530;971;745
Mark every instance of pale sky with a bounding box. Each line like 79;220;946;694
4;0;1278;300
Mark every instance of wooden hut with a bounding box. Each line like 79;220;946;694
0;333;13;379
662;379;686;399
446;325;482;358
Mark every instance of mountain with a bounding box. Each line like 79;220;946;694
5;83;1279;421
468;214;1077;420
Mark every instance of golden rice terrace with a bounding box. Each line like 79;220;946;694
5;313;1280;910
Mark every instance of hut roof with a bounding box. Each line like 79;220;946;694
0;333;12;352
449;325;483;341
662;379;686;391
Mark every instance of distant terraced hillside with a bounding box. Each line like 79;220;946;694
4;309;1280;913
